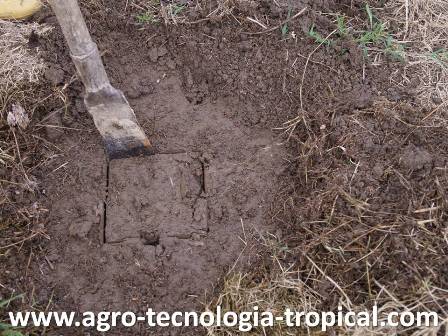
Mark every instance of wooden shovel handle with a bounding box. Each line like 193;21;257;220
49;0;111;93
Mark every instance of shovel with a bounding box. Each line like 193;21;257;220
49;0;153;159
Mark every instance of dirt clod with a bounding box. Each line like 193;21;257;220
400;145;433;170
44;63;65;85
149;47;159;62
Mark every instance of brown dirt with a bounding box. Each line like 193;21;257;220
1;0;447;335
43;83;282;312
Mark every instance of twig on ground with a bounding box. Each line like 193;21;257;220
242;7;307;35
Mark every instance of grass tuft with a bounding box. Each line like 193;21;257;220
136;11;159;24
0;295;24;336
308;24;332;46
336;15;348;37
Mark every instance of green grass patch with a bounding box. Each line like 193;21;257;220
281;9;292;38
171;4;185;16
430;49;448;67
307;3;405;61
336;15;348;37
357;4;404;60
308;24;332;46
384;35;405;61
357;21;387;45
136;11;159;24
365;3;374;29
0;296;24;336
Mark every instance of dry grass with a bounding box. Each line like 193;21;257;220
205;1;448;335
207;177;448;335
205;236;324;336
382;0;448;115
206;262;448;335
0;18;60;190
111;0;189;25
0;18;59;311
0;21;50;85
207;203;448;335
125;0;260;24
0;18;57;335
0;19;53;228
0;20;52;118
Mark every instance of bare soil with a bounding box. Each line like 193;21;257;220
1;0;447;335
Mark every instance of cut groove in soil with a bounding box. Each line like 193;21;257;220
105;153;206;245
102;162;110;244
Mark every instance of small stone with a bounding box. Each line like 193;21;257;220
431;92;443;104
139;82;154;95
140;230;160;246
185;68;194;87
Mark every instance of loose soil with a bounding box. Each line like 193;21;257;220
1;0;447;335
36;28;283;334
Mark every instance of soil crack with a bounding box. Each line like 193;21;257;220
102;162;110;244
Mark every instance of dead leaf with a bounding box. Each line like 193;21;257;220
7;104;30;129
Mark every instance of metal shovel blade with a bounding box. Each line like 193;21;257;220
85;88;154;160
48;0;153;160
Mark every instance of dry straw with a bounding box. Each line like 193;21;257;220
384;0;448;110
0;20;51;86
205;1;448;335
0;20;52;122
